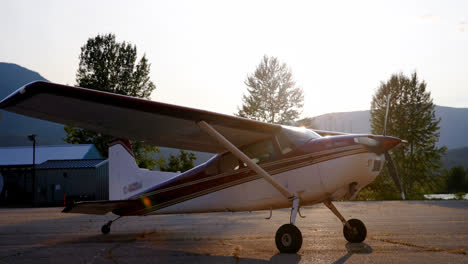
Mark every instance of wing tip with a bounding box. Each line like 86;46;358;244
0;80;51;108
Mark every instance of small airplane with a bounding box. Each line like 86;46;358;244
0;81;406;253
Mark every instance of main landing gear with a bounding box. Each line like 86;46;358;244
274;199;367;254
101;216;122;234
275;197;303;253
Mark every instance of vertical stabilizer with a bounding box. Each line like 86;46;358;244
109;139;179;200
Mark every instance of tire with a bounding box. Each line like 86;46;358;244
343;218;366;243
101;224;111;235
275;224;303;253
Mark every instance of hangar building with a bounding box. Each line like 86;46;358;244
0;144;105;206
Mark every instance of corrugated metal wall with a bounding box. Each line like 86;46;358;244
95;161;108;200
35;162;109;205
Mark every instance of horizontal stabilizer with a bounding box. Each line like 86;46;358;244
62;200;142;215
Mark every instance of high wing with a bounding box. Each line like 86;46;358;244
0;81;281;153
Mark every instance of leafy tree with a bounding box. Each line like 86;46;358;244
160;150;196;173
236;55;304;125
446;166;467;193
365;72;446;199
64;33;163;169
75;34;155;98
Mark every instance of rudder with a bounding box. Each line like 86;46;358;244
108;139;179;200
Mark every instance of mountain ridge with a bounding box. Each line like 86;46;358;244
300;106;468;150
0;62;67;146
442;147;468;169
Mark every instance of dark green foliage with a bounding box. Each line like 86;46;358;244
454;192;467;200
445;166;468;193
364;72;446;199
236;55;304;125
75;34;155;98
160;150;196;173
131;141;165;171
64;126;113;157
64;33;162;169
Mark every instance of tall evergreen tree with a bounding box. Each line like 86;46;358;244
64;33;163;169
367;72;446;199
446;166;468;193
236;55;304;125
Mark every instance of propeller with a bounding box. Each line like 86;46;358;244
382;95;406;200
384;152;406;200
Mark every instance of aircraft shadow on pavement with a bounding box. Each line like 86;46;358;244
72;233;302;264
1;231;273;263
269;253;301;264
332;242;373;264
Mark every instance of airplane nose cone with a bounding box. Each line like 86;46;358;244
354;135;406;154
376;136;406;153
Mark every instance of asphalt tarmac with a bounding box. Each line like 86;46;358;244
0;201;467;264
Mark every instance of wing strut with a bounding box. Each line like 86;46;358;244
198;121;295;200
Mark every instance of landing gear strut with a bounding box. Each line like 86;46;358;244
324;200;367;243
101;216;122;235
275;197;303;253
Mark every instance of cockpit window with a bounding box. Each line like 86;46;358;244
205;139;276;176
241;139;275;164
219;152;241;172
280;125;321;148
275;132;294;154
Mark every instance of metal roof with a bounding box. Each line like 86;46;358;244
37;159;107;169
0;144;102;166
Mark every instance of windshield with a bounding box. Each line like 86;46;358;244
280;125;321;148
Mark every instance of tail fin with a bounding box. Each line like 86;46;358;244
109;139;179;200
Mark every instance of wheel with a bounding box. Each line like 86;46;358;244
343;218;366;243
275;224;303;253
101;224;111;234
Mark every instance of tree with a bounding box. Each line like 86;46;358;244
236;55;304;125
446;166;467;193
366;72;446;199
64;33;163;169
160;150;196;173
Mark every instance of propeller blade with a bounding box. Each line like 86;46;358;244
384;152;406;200
383;95;391;136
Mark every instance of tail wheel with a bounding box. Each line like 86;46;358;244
343;218;366;243
275;224;302;253
101;223;111;234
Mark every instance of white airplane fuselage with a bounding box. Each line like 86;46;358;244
154;152;383;215
109;132;394;217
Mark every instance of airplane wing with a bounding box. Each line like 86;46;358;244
0;81;281;153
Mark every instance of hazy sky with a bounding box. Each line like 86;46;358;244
1;0;467;117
